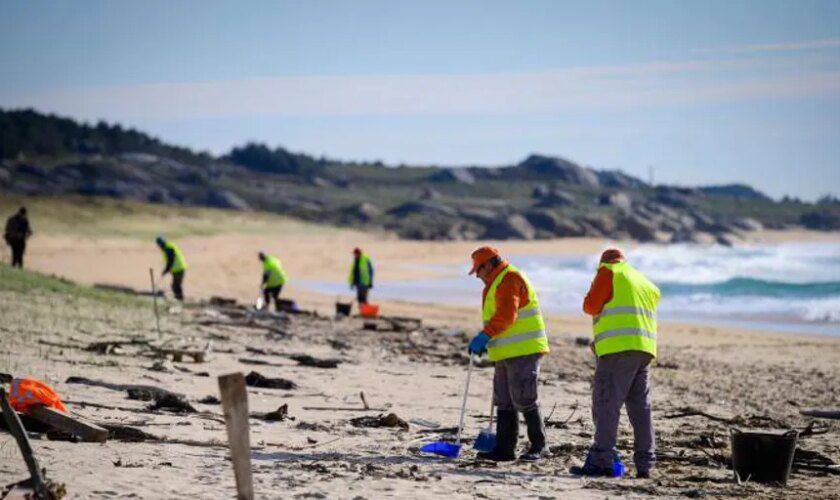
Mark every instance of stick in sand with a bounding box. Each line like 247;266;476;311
149;268;162;338
218;372;254;500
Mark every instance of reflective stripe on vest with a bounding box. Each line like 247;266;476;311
263;255;287;288
593;306;657;325
592;261;660;358
162;242;187;273
482;264;550;362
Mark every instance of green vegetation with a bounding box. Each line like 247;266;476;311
0;194;343;240
0;263;144;307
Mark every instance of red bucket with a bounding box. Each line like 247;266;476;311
359;303;380;319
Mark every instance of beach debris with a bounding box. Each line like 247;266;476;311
27;405;108;443
574;336;590;347
218;372;255;500
350;412;409;431
800;408;840;420
244;371;297;390
664;406;788;427
327;339;351;351
792;448;840;476
67;376;185;400
99;423;159;442
1;388;67;499
199;395;221;405
253;404;292;422
127;388;197;413
296;421;330;432
210;296;238;307
86;338;153;355
289;354;341;369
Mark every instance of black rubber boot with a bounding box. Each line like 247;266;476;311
519;407;547;461
476;409;518;462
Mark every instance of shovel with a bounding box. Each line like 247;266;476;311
420;355;473;458
474;393;496;453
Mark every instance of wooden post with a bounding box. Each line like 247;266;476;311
0;389;50;498
218;373;254;500
150;268;162;339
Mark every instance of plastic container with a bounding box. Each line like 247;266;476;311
359;302;380;319
730;428;797;485
335;302;352;317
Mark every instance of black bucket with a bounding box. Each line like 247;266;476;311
335;302;352;317
730;428;797;485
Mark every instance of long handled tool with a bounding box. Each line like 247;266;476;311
149;268;162;339
420;355;474;458
474;392;496;452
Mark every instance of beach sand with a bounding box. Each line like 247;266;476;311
2;204;839;498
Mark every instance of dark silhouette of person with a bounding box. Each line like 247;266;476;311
4;207;32;268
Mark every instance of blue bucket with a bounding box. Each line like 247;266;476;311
420;441;462;458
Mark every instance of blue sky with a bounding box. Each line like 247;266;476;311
1;0;839;199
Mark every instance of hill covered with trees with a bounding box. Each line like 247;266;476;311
1;108;837;242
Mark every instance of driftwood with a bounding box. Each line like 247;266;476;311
66;376;184;399
800;409;840;420
288;354;341;369
27;405;108;443
244;371;297;390
664;406;787;427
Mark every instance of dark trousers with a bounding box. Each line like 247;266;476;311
7;239;25;268
263;285;283;311
590;351;655;471
171;271;185;301
356;285;369;304
493;353;542;413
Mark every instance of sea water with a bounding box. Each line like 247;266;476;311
301;241;840;336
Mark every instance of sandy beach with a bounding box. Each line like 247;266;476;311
2;202;839;499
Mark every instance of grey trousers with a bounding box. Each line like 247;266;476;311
493;353;542;413
590;351;656;470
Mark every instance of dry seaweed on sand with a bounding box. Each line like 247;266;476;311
349;413;409;431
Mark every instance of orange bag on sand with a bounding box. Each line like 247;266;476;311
8;378;68;413
359;303;380;319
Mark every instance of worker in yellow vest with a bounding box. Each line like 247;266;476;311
258;251;288;311
570;248;660;478
155;236;187;301
348;248;374;305
467;246;550;462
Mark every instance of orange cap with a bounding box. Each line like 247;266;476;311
600;248;625;263
469;246;500;275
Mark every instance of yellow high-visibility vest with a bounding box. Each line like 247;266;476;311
592;261;660;357
263;255;288;288
482;265;550;362
348;253;372;287
161;242;187;273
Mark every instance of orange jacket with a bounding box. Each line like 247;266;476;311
481;261;531;337
8;378;68;414
583;258;624;316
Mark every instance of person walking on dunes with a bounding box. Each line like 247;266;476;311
259;251;288;311
570;248;660;478
4;206;32;268
349;247;374;305
155;236;187;301
467;246;550;462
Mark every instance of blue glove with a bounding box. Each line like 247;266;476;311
468;331;490;355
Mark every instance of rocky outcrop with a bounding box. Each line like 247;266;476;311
516;155;600;187
482;214;536;240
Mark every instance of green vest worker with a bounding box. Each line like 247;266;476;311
258;251;288;311
348;248;374;304
571;248;660;478
467;246;550;462
155;236;187;301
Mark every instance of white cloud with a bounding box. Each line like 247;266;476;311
2;54;838;121
702;38;840;54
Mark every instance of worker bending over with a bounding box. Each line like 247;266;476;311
155;236;187;301
259;251;288;311
468;246;550;462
